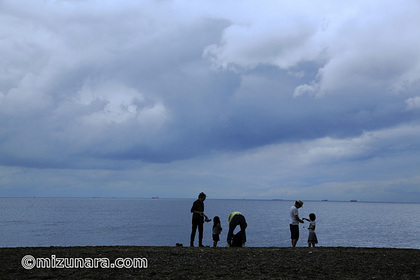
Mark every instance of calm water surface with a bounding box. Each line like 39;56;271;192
0;198;419;248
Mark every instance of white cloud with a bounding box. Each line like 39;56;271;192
75;81;169;126
405;96;420;111
293;82;321;97
203;2;325;70
203;1;420;98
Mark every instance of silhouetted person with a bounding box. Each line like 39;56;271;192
227;212;247;247
303;213;318;247
212;216;222;247
190;192;210;247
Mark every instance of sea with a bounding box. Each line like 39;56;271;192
0;198;419;249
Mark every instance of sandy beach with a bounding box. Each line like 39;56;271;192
1;246;419;279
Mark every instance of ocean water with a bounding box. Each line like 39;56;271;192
0;198;419;249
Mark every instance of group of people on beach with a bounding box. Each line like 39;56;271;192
190;192;247;247
290;200;318;248
190;192;317;248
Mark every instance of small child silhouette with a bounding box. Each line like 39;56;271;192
303;213;318;247
212;216;222;247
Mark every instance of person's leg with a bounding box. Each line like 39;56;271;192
238;216;247;245
227;222;237;246
198;222;204;246
190;222;198;247
290;224;294;247
213;234;220;247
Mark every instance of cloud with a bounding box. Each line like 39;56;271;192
203;2;325;70
405;97;420;111
74;80;168;127
204;1;420;98
293;82;320;98
1;0;420;201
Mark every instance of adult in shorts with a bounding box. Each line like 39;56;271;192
290;200;304;247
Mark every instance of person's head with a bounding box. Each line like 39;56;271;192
309;213;316;221
213;216;220;225
295;200;303;208
198;192;206;201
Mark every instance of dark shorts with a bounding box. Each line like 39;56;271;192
213;234;220;241
290;224;299;240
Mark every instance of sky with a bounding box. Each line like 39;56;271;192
1;0;420;202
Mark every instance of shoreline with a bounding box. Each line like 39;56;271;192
1;246;419;279
1;245;419;249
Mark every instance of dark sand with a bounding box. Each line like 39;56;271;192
1;246;419;279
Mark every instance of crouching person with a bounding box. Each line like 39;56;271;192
227;212;247;247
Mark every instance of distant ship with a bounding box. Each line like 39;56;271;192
350;199;358;202
152;196;159;199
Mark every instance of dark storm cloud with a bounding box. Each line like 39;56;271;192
1;0;420;201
